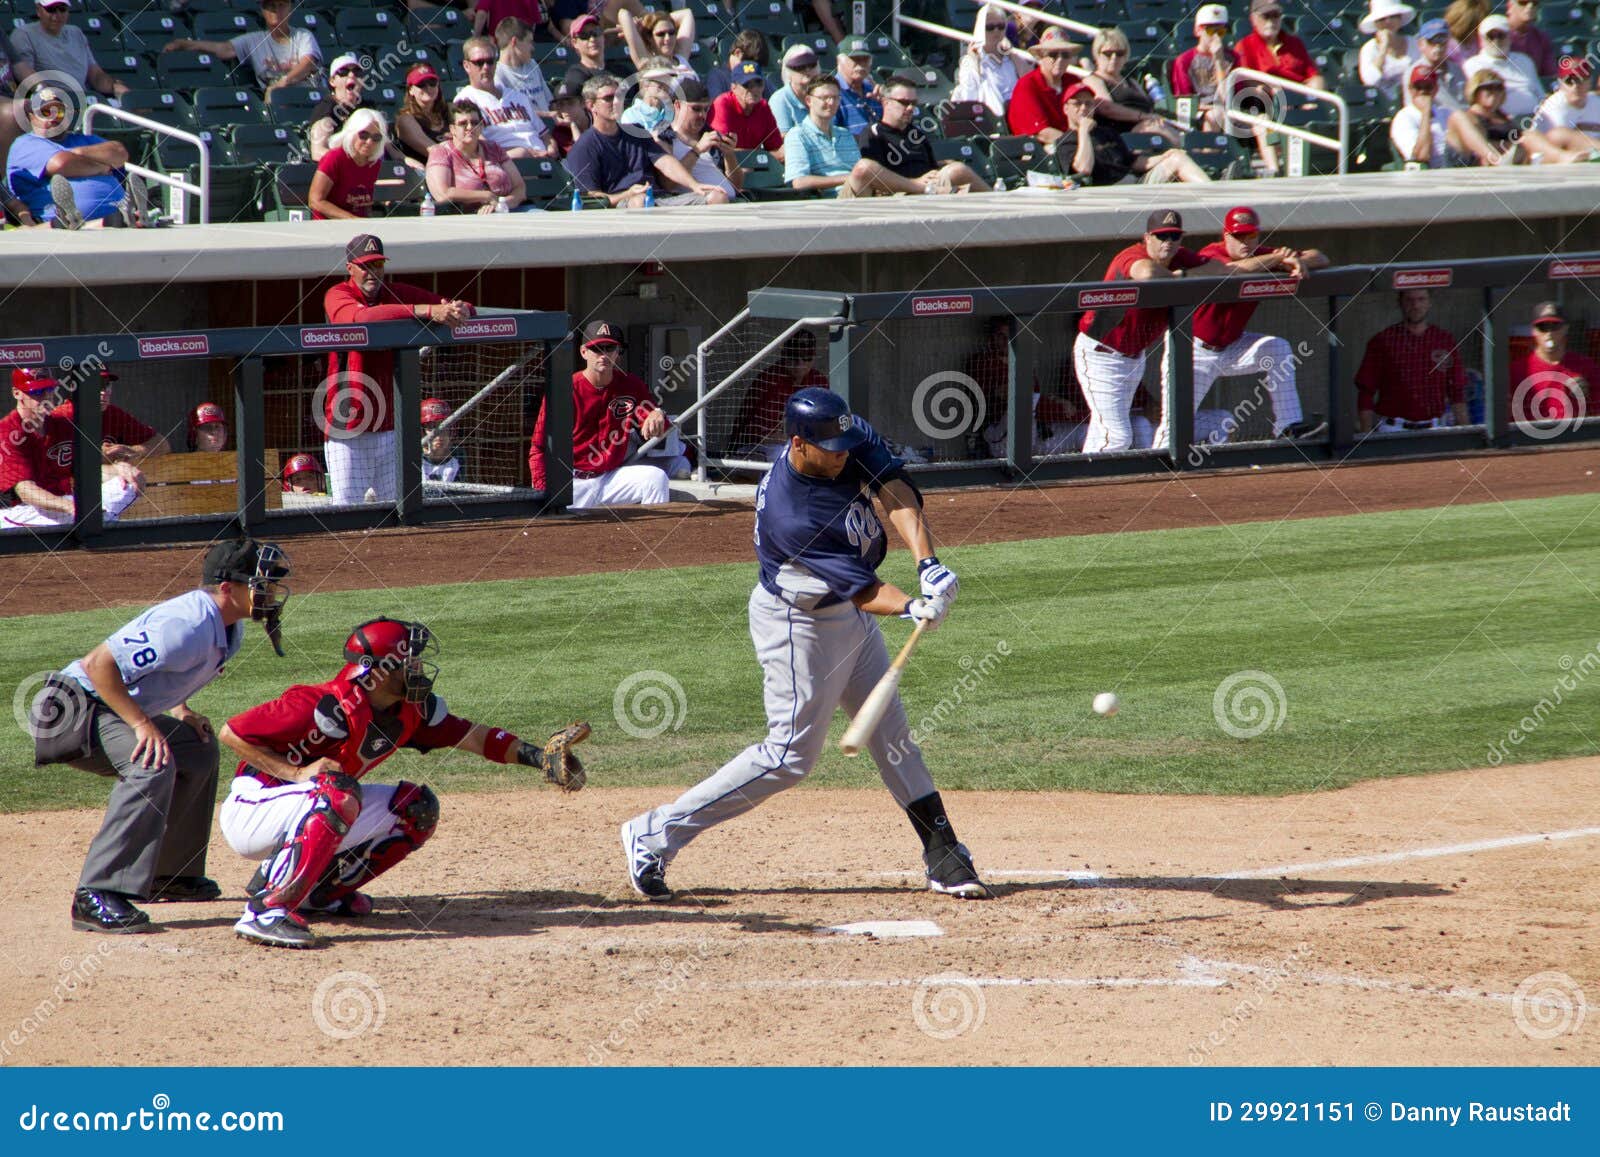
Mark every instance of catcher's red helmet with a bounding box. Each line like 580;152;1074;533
421;396;450;425
282;452;323;491
343;617;437;704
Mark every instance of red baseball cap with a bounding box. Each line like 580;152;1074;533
192;401;226;427
1223;205;1260;235
1559;57;1592;81
1408;63;1440;90
421;396;450;424
11;367;60;395
1062;82;1094;102
406;64;439;87
570;14;600;37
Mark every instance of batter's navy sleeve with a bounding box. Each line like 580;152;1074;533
756;452;889;606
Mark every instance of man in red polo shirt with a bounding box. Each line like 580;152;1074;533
321;233;473;505
529;320;675;508
1354;288;1470;432
1006;26;1078;145
1074;209;1234;452
711;61;784;158
1233;0;1323;88
1509;301;1598;431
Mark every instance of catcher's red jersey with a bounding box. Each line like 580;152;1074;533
227;674;473;785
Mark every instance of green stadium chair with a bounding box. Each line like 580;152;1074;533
536;42;575;69
743;5;803;41
230;123;299;165
941;100;1004;139
192;11;255;40
989;134;1045;188
99;52;158;90
782;33;833;60
1120;130;1173;154
118;89;194;129
89;124;155;168
734;148;811;201
266;85;328;124
512;156;574;210
1181;129;1236;177
262;159;316;220
930;137;998;186
120;12;185;55
192;87;271;128
286;9;327;38
155;131;234;170
79;13;119;54
944;0;985;31
157;50;230;88
1125;0;1186;22
184;0;242;11
371;162;426;216
406;4;467;50
334;8;401;46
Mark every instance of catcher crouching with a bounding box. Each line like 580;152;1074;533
217;617;587;948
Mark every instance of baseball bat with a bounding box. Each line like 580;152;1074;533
840;619;930;757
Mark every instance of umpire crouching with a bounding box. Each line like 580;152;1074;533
28;538;291;933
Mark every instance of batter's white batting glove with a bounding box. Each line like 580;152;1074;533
901;594;950;632
917;556;958;602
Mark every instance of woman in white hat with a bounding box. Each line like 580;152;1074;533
1357;0;1418;98
950;4;1036;117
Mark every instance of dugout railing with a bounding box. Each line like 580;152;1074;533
0;308;572;556
740;250;1600;488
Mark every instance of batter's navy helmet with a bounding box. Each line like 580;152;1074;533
784;387;866;451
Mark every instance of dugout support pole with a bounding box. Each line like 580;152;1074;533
1168;307;1195;468
70;376;103;543
829;324;860;420
1482;286;1506;447
1327;295;1351;450
235;358;266;531
1006;317;1035;478
543;337;574;511
395;349;423;524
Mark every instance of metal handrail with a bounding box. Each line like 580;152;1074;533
82;103;211;224
1221;67;1349;175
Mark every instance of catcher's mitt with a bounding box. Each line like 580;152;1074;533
517;722;590;792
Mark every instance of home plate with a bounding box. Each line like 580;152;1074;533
822;920;944;938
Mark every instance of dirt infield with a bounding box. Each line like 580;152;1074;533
0;763;1592;1066
4;447;1598;618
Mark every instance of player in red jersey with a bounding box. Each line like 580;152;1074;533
217;617;588;948
1155;205;1328;446
1355;288;1470;432
528;319;677;507
1509;301;1599;429
321;233;473;505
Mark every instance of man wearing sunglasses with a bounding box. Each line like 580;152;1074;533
4;86;137;228
455;34;554;157
1463;13;1540;116
564;72;724;205
1533;57;1600;149
1172;4;1238;133
1509;302;1599;430
857;77;990;194
561;14;608;95
162;0;320;96
1505;0;1558;80
1233;0;1324;89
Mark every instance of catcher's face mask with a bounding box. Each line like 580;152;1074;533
348;618;438;705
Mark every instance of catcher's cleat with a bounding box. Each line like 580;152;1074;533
300;889;374;917
924;843;993;900
621;818;672;900
234;907;318;949
148;874;222;902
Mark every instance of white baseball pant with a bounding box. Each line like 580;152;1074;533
1367;415;1449;434
570;464;671;509
1;477;140;529
1154;332;1302;445
220;776;407;861
324;430;398;504
1074;332;1149;453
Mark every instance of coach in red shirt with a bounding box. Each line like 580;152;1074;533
1006;27;1079;144
1355;288;1469;431
711;61;784;156
1509;301;1599;428
529;320;674;508
1234;0;1324;89
321;234;473;505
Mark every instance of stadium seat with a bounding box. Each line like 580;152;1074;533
185;0;241;11
266;85;327;124
735;149;811;201
79;13;119;54
157;50;230;88
1182;130;1238;177
1121;130;1174;155
230;123;299;165
263;160;317;218
191;87;271;128
155;131;233;171
930;137;998;187
99;52;158;90
406;4;467;49
117;89;194;129
120;12;184;55
371;163;426;216
536;42;575;69
942;100;1004;139
782;33;833;60
513;156;574;210
743;5;803;41
286;8;326;37
334;8;401;47
191;11;255;40
989;134;1045;188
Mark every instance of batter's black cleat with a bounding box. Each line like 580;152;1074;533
924;843;993;900
71;889;153;933
234;907;318;949
149;875;222;902
621;818;672;900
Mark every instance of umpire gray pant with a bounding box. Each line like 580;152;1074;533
70;708;220;898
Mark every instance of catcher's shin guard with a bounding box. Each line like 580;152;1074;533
306;781;438;906
251;773;363;914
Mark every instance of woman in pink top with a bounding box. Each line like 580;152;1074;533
425;100;529;213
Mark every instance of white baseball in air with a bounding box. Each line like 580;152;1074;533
1093;692;1120;717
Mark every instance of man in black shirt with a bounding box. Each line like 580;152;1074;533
1060;82;1211;185
854;77;990;195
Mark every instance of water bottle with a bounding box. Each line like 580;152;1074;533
569;186;583;211
643;184;655;209
419;192;435;217
1144;72;1167;104
495;195;510;213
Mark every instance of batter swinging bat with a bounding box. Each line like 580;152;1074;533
840;619;930;757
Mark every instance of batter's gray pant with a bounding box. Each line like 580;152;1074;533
635;587;937;861
71;708;220;897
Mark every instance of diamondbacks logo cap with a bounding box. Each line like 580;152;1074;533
421;397;450;424
1146;209;1183;234
345;233;386;266
1532;301;1567;325
1223;206;1260;235
193;402;226;426
582;320;622;349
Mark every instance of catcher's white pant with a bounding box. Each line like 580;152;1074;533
570;464;671;509
1074;332;1149;453
1154;332;1302;445
1;477;140;529
324;430;397;504
220;776;407;861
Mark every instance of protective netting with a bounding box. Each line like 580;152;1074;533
694;315;814;471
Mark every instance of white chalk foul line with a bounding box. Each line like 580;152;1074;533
1214;826;1600;880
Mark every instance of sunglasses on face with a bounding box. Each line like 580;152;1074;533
1534;321;1565;331
986;22;1006;31
1485;31;1508;39
574;28;601;39
468;56;496;66
684;102;711;112
883;94;917;106
1039;51;1073;60
1099;49;1128;57
355;130;382;141
589;343;621;354
452;119;481;129
1257;10;1282;19
591;91;621;103
1413;82;1437;93
1199;24;1227;32
1561;75;1585;85
1478;82;1505;92
413;78;439;88
1150;230;1183;240
335;68;362;79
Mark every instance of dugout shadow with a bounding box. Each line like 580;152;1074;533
1002;876;1453;910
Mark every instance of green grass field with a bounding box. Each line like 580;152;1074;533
5;493;1599;813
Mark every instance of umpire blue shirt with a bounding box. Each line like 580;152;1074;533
63;589;243;715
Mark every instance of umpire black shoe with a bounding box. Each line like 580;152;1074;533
924;843;993;900
149;875;222;902
71;889;153;933
621;818;672;900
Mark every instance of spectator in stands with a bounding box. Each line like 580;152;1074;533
309;108;387;220
1083;26;1182;143
1354;288;1469;432
529;320;674;508
6;86;133;229
495;16;554;111
547;80;588;156
1505;0;1557;79
564;72;723;206
1464;14;1540;115
806;0;847;46
707;30;768;101
620;57;678;139
457;35;554;157
188;403;227;453
420;397;461;484
9;0;127;99
658;79;735;202
619;8;697;78
858;78;990;194
952;5;1035;117
1405;19;1467;109
1444;0;1489;66
1534;58;1600;150
1458;68;1591;162
1391;64;1464;166
474;0;542;42
783;74;866;196
280;453;324;495
734;330;827;459
425;100;529;212
1357;0;1419;100
1509;301;1598;427
1233;0;1324;89
1006;26;1078;145
711;62;782;161
771;45;820;136
396;64;451;165
1171;5;1237;132
1061;82;1211;184
834;36;881;134
563;15;608;94
162;0;319;96
310;55;384;162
